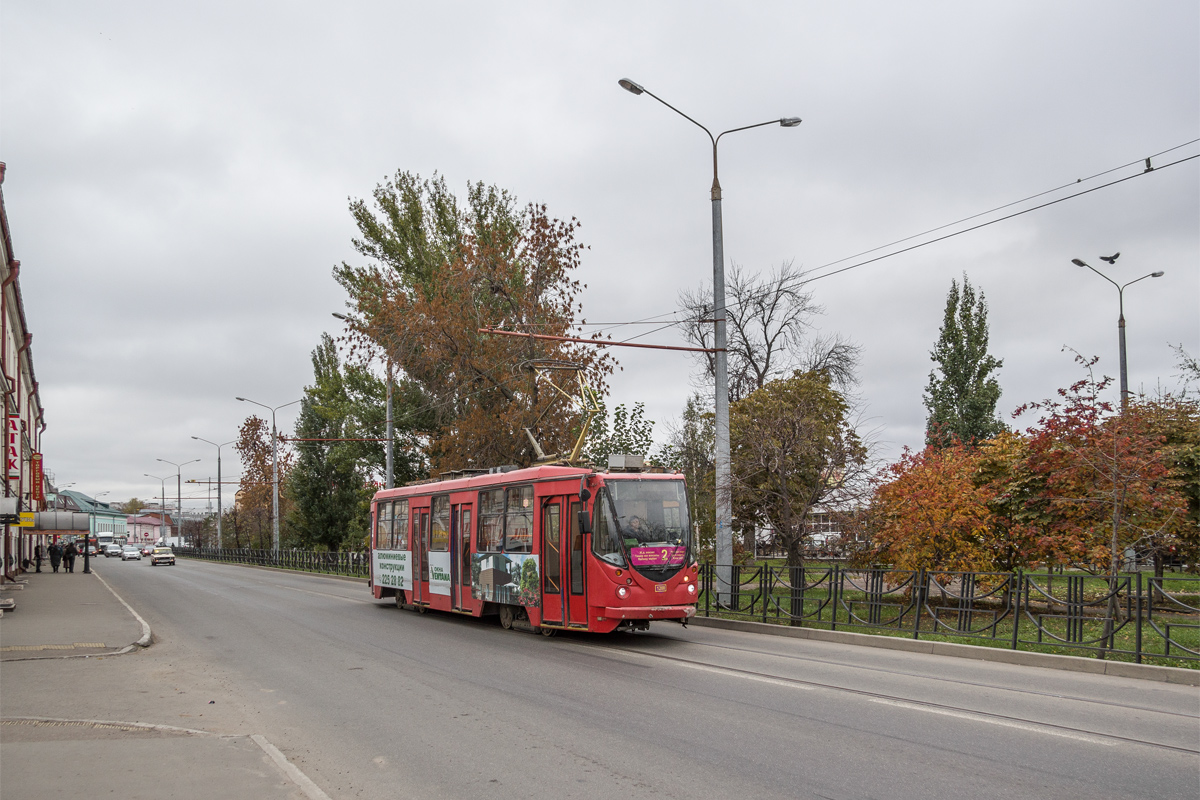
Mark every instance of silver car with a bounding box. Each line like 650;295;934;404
120;545;141;561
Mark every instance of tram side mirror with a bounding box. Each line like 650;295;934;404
578;476;591;502
577;509;592;535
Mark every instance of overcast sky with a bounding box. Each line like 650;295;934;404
1;2;1196;512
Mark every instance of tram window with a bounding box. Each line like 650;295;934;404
478;489;504;552
504;485;533;553
394;500;409;550
430;496;450;551
591;489;625;566
376;502;392;549
543;503;561;595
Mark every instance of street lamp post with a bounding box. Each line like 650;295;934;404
619;77;800;604
156;458;199;546
192;436;234;548
236;397;301;550
333;312;394;489
1071;254;1165;413
145;473;168;544
82;490;108;574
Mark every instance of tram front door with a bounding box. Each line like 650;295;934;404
412;508;429;606
541;496;587;627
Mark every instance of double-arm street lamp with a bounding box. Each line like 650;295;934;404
1071;254;1165;412
236;396;301;551
156;458;199;545
618;78;801;604
191;436;234;548
333;312;394;489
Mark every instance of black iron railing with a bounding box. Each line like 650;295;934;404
698;564;1199;665
176;546;369;577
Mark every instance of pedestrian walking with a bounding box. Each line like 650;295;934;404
48;542;62;573
35;543;44;573
63;541;78;573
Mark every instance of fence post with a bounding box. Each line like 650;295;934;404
1135;571;1143;664
1010;571;1022;650
761;565;769;623
830;564;839;631
913;569;924;640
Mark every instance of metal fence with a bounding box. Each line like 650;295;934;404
698;564;1200;665
176;546;369;577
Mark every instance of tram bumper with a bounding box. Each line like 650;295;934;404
599;605;696;621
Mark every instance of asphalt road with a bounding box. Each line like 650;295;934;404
6;558;1198;799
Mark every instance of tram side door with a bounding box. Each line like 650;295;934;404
450;503;471;612
541;496;587;627
413;508;430;605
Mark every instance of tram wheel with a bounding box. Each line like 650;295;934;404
499;605;515;630
416;602;427;614
540;626;557;637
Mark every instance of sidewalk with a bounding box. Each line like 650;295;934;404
0;568;329;799
0;568;147;659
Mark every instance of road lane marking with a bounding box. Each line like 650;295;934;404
252;734;332;800
275;585;372;603
868;698;1116;746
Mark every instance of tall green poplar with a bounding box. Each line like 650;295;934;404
924;275;1005;448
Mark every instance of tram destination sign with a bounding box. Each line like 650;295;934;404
373;550;411;591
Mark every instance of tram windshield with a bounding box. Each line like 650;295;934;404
594;479;690;577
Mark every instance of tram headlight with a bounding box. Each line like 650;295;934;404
687;584;696;595
616;586;629;599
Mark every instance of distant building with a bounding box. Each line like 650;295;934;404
127;513;174;545
57;490;128;541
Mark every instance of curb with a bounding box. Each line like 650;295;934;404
688;616;1200;686
92;569;152;648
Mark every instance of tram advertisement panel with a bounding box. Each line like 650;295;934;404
373;550;412;590
428;552;452;596
629;546;686;567
472;553;540;607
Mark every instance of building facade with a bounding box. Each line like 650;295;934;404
0;163;48;581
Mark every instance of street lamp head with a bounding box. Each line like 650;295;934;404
235;397;247;402
332;312;349;321
1071;258;1088;268
1151;271;1165;278
618;78;644;96
779;117;802;127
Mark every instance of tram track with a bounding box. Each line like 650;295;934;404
575;638;1200;756
628;631;1200;720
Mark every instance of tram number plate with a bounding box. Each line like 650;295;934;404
655;584;666;593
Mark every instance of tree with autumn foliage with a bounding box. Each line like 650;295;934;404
335;172;614;474
859;434;1050;573
730;370;868;569
234;415;295;549
1015;356;1190;578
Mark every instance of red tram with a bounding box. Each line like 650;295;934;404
369;462;697;633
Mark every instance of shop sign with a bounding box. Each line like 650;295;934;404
7;415;19;479
30;453;43;502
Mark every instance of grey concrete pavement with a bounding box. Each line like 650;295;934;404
1;569;146;659
1;719;305;800
0;566;329;800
